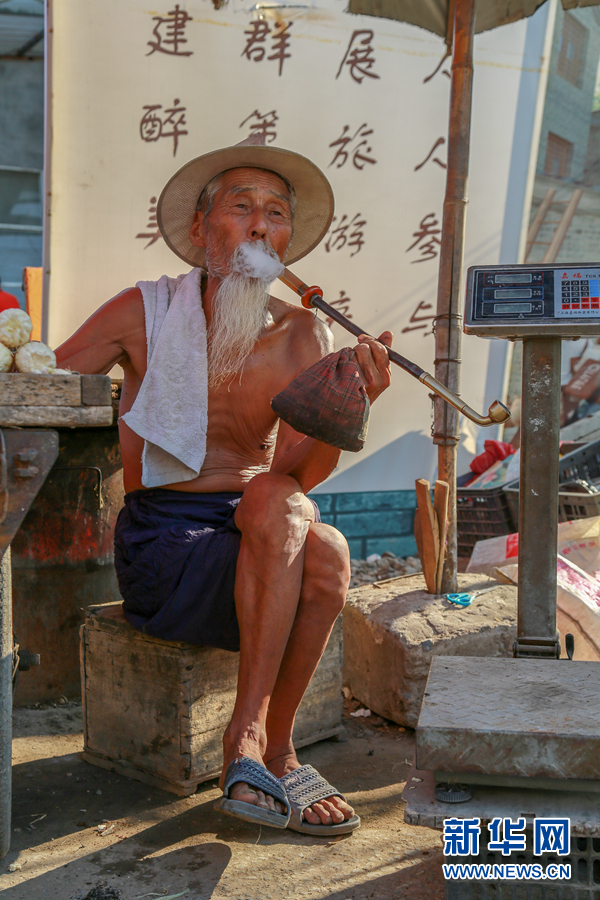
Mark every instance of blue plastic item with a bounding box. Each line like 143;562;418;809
445;585;499;606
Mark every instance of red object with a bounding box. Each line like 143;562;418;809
0;289;19;312
470;439;515;475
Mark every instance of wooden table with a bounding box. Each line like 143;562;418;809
0;373;113;857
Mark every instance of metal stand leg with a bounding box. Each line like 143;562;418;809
515;337;561;658
0;547;12;858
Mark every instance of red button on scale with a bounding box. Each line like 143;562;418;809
563;303;571;308
582;296;590;301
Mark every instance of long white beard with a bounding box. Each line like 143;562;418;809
207;242;279;387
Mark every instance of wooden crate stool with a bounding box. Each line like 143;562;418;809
80;603;344;796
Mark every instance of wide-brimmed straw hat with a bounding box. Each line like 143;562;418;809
157;134;335;268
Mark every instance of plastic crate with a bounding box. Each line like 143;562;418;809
558;437;600;483
505;480;600;526
504;438;600;527
456;473;517;557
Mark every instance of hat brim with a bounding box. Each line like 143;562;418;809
157;145;335;268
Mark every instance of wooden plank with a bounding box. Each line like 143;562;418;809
415;479;439;594
0;405;113;426
81;374;112;407
23;266;43;342
414;509;424;570
433;480;449;595
0;373;81;406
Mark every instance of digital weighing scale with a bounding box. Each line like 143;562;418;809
404;264;600;892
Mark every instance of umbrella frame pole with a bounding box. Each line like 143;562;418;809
433;0;476;593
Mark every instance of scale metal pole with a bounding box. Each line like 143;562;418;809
516;337;561;658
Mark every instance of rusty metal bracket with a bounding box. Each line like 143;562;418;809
0;431;7;527
513;636;561;659
0;430;59;560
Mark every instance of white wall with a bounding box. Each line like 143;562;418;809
46;0;551;490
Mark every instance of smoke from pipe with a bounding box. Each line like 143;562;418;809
232;241;284;283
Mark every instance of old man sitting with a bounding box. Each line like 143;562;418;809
56;137;392;834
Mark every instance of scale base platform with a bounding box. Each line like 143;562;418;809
403;766;600;833
416;656;600;782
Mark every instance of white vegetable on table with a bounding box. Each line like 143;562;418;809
0;342;13;372
0;308;32;349
14;341;57;374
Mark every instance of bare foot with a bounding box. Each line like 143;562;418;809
220;731;285;815
265;748;355;827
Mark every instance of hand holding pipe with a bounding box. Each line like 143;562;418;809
277;267;510;428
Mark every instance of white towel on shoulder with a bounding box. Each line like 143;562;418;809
121;267;208;488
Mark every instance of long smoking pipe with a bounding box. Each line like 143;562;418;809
277;267;510;428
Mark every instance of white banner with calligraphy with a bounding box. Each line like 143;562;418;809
45;0;552;491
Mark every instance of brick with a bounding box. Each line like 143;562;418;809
365;535;418;558
335;509;413;538
346;539;364;559
336;490;417;512
310;493;333;513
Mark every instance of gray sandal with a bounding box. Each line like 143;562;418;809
214;757;291;829
279;764;361;835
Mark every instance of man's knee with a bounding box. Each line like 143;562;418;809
235;473;315;543
303;523;351;609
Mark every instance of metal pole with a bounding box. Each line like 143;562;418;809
0;547;12;858
433;0;476;593
515;338;561;658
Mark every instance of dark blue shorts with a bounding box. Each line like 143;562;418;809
114;487;320;652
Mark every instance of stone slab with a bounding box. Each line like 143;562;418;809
403;765;600;834
416;656;600;780
342;573;518;728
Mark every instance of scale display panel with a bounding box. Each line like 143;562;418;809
464;264;600;337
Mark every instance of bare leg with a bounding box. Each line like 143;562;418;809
220;473;315;814
264;522;355;826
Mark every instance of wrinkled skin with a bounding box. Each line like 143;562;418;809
56;167;393;828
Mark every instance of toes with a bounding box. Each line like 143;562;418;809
311;802;333;825
302;806;322;825
254;789;271;810
328;796;354;819
320;799;345;823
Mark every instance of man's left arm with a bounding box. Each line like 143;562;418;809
271;331;393;494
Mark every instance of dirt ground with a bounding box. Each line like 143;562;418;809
1;700;445;900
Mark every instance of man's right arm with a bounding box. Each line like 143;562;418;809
54;287;145;375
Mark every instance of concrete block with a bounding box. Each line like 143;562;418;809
342;573;518;728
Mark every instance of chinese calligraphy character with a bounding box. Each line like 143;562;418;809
324;290;354;328
402;300;435;335
423;50;451;83
147;5;193;57
242;20;271;61
242;20;293;75
336;30;380;84
328;124;377;170
443;818;481;857
325;213;366;257
136;196;163;248
488;818;527;856
268;22;292;77
140;100;188;156
534;819;570;856
406;213;441;263
240;109;278;144
414;137;447;171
